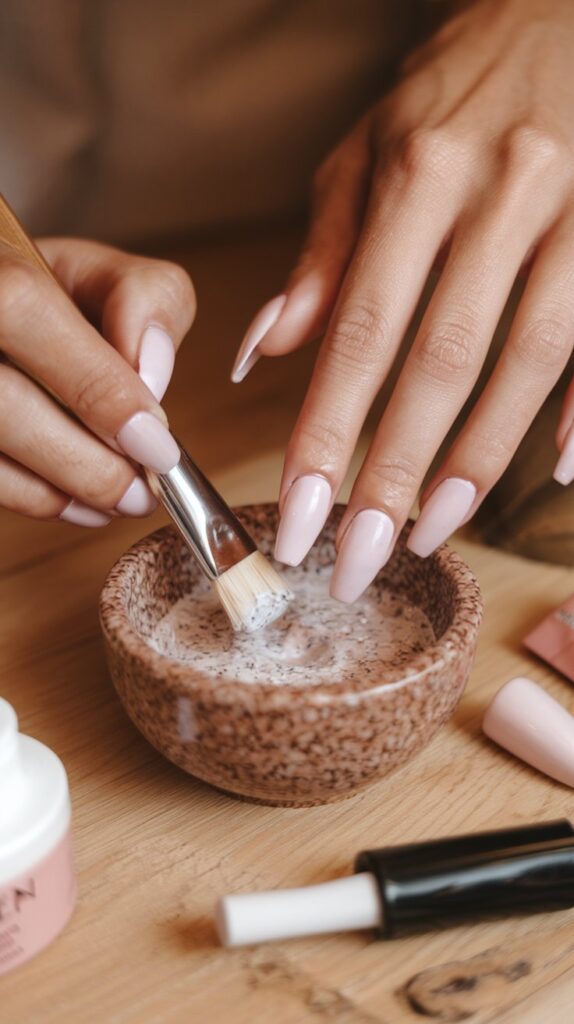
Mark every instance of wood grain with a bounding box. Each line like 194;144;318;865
1;225;573;1023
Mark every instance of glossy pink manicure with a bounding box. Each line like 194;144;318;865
553;422;574;486
330;509;394;603
274;475;331;566
407;477;476;558
116;412;180;474
115;476;158;517
231;295;286;383
483;676;574;788
60;501;111;528
138;325;175;402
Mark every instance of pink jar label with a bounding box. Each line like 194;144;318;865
0;829;76;976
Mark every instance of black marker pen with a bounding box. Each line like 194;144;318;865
216;820;574;946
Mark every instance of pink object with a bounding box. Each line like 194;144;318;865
231;294;286;382
554;422;574;486
524;593;574;683
407;478;476;558
60;501;111;528
0;831;76;976
274;475;331;566
0;699;76;976
138;325;175;402
116;411;180;474
330;508;394;604
116;476;158;517
483;676;574;788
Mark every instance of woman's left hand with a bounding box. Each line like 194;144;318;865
232;0;574;601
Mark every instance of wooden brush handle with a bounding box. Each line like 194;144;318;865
0;194;60;284
0;194;74;404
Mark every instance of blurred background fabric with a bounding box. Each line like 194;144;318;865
0;0;418;243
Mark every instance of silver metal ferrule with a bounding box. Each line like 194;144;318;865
145;442;256;581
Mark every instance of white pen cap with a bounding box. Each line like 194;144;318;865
215;872;382;947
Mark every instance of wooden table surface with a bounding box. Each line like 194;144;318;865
2;226;574;1024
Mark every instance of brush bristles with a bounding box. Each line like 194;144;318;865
213;551;293;633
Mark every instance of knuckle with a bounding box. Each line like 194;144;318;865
328;300;390;374
398;128;459;183
468;426;516;467
81;453;125;507
415;317;478;383
513;314;572;370
502;124;565;177
295;416;349;465
0;262;43;330
152;261;196;315
73;363;131;423
0;363;24;407
363;454;420;509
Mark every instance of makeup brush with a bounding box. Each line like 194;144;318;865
144;449;293;632
0;194;293;632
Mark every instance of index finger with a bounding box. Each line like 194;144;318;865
38;238;196;401
0;254;180;473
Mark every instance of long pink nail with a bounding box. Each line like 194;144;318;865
231;295;286;383
274;475;331;565
330;509;394;603
116;476;158;517
554;422;574;486
138;325;175;402
60;501;111;528
483;676;574;788
407;477;476;558
116;412;180;474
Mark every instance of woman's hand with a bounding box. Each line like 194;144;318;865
0;237;194;525
232;0;574;600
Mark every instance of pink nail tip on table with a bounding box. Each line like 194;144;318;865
483;676;574;788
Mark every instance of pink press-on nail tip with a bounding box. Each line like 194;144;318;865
231;295;287;383
407;477;476;558
483;676;574;788
116;411;180;474
59;501;112;528
115;476;158;517
274;475;331;566
138;325;175;402
330;509;394;604
554;422;574;486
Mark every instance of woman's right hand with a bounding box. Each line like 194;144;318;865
0;237;195;526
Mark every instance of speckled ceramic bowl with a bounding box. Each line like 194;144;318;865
99;504;482;806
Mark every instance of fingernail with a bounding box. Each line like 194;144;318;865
138;325;175;402
330;509;394;603
60;501;112;528
407;477;476;558
116;412;180;473
274;475;331;565
483;676;574;788
115;476;158;517
231;294;286;383
553;422;574;486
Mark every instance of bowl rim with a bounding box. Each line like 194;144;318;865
99;505;483;703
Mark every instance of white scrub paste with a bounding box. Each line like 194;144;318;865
149;566;435;686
